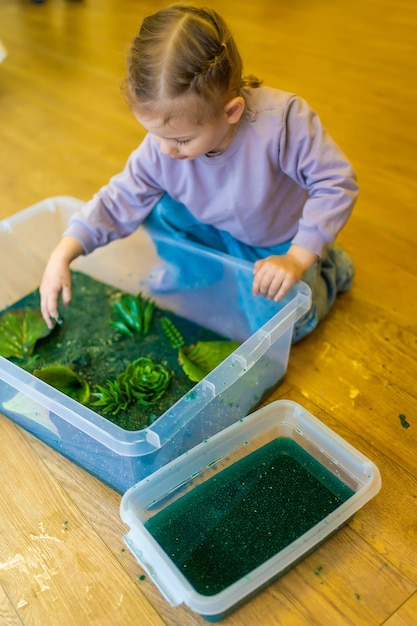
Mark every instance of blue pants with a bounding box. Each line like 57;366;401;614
144;195;354;342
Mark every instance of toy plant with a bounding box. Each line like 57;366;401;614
110;292;155;336
0;309;53;360
92;356;171;415
161;316;240;383
33;365;90;404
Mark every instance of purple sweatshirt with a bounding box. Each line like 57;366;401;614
65;87;358;257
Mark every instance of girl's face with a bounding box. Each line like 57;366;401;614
133;96;244;160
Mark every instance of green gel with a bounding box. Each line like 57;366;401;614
145;438;354;596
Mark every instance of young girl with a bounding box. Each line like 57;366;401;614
40;4;358;341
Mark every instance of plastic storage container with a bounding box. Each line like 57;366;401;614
121;399;381;622
0;197;311;493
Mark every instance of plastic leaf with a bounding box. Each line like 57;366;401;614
110;292;155;336
178;340;240;382
0;309;52;359
33;365;90;404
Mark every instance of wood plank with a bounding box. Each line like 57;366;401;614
0;583;23;626
23;429;311;626
279;528;416;625
286;300;417;476
384;592;417;626
0;418;165;626
339;224;417;327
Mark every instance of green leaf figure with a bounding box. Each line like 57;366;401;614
92;357;171;415
160;316;185;349
33;365;90;404
123;357;171;406
161;316;241;382
91;378;130;415
110;292;155;336
0;309;52;359
178;341;240;382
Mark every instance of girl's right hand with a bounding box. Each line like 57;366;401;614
39;237;84;328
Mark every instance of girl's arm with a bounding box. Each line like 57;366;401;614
39;139;164;327
252;94;358;302
279;95;359;258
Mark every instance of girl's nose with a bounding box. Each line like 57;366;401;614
159;139;178;157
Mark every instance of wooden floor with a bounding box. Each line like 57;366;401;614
1;0;417;624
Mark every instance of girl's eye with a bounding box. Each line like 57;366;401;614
174;139;191;146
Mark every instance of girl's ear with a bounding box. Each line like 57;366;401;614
224;96;245;124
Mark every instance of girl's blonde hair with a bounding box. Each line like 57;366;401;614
125;4;261;121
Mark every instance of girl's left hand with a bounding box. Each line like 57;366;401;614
252;246;317;302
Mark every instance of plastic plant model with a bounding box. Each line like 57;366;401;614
161;316;240;382
33;365;90;404
0;309;52;359
110;292;155;336
92;356;172;415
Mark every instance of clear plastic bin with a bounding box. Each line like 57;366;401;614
121;399;381;621
0;197;311;493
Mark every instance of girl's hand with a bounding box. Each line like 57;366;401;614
39;237;84;328
252;245;317;302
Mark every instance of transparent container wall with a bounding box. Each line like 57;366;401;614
126;399;379;524
0;198;311;493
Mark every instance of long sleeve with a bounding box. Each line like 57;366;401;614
63;139;165;254
278;96;358;256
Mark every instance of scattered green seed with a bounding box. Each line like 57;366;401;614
399;413;410;429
